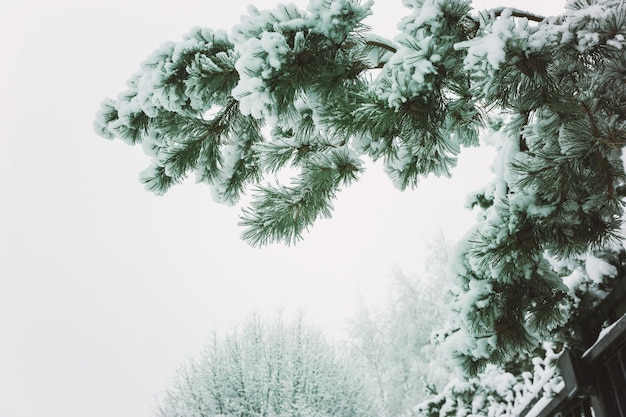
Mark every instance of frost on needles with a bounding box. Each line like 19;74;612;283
94;0;626;374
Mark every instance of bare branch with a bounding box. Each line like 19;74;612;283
488;7;546;23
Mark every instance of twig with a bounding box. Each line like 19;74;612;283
488;7;546;23
365;40;397;54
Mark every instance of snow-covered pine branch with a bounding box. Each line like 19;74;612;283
95;0;626;374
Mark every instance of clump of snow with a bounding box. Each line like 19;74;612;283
607;33;625;49
443;326;498;362
375;0;458;109
307;0;373;43
139;163;168;196
455;8;515;71
562;268;586;292
109;97;144;145
231;4;306;44
447;228;475;279
557;251;621;320
384;36;437;108
585;254;618;284
93;98;117;140
565;0;610;20
232;32;291;121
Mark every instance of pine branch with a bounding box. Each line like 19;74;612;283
239;184;334;247
240;147;362;246
364;40;397;54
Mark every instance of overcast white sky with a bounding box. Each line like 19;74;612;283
0;1;566;416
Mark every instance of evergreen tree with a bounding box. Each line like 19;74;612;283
95;0;626;373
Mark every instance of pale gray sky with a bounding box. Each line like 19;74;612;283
0;1;565;416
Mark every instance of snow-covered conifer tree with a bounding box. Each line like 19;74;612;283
95;0;626;374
